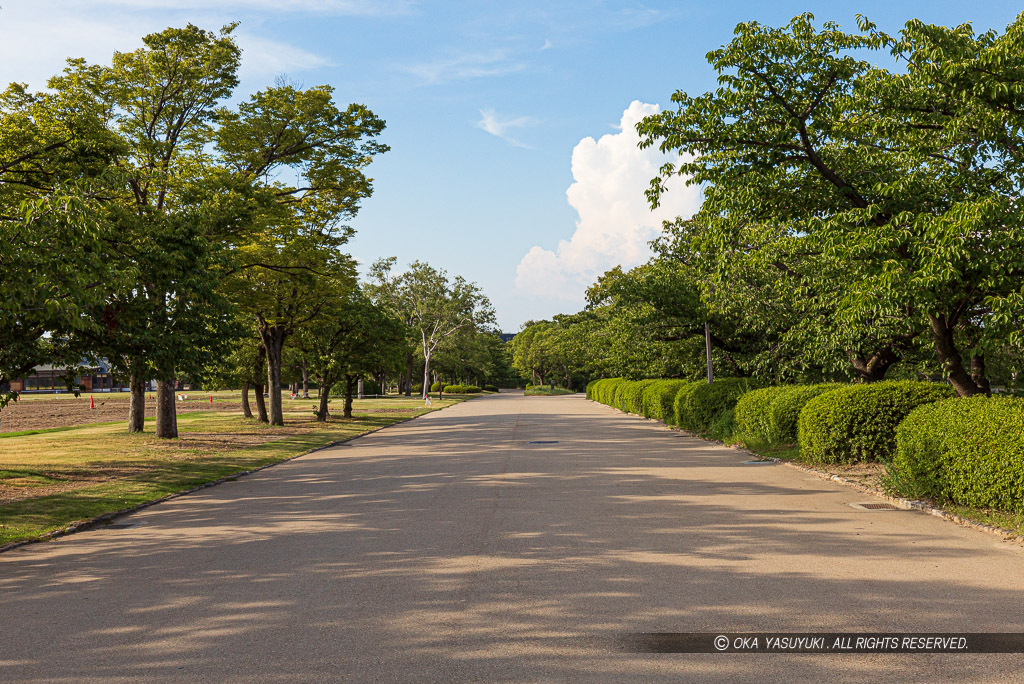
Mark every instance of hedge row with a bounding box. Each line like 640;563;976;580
442;384;481;394
797;381;955;464
889;396;1024;513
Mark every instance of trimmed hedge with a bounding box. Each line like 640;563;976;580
588;378;625;406
429;381;445;392
734;386;788;444
483;385;500;393
675;378;760;434
888;396;1024;513
641;380;691;423
620;380;656;415
768;383;842;444
797;380;955;464
443;384;481;394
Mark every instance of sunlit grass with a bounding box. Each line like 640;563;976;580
0;395;465;546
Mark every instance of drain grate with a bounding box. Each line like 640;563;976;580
743;459;775;465
527;440;559;444
848;502;902;511
103;523;136;529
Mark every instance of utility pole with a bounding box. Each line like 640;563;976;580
705;321;714;384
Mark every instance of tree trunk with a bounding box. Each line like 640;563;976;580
848;348;898;383
970;354;992;394
316;378;332;422
127;366;145;433
404;352;414;396
422;353;432;399
262;327;286;426
155;380;177;439
344;375;355;418
241;381;253;419
301;358;310;399
357;377;364;399
929;314;987;396
254;382;268;423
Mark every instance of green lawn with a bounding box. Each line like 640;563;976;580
0;395;465;547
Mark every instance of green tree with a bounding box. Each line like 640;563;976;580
638;13;1024;395
370;258;495;396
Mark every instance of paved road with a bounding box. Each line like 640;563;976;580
2;393;1023;682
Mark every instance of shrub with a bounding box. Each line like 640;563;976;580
767;383;843;444
673;381;705;429
710;407;737;441
619;380;656;415
888;396;1024;512
797;380;955;464
429;381;445;392
588;378;624;405
411;383;423;395
483;384;500;393
734;386;788;444
640;380;691;423
675;378;760;434
442;384;481;394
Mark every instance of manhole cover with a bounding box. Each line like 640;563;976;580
848;502;902;511
743;459;775;465
527;440;559;444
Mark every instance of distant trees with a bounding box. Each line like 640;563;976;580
370;258;495;396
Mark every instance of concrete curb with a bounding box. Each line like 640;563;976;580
0;401;465;555
589;398;1022;544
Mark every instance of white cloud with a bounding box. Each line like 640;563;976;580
514;100;700;302
540;39;553;51
403;50;525;85
473;108;538;148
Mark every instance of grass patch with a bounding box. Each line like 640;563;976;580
0;425;87;438
0;396;465;547
525;386;576;396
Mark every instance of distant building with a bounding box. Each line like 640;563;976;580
499;333;516;343
8;359;137;393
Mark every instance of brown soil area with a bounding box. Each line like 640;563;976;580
0;395;240;433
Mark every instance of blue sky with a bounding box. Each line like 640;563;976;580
2;1;1022;331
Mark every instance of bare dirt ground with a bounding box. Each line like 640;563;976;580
0;395;239;433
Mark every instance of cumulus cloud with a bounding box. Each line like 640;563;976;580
514;100;700;302
473;108;538;148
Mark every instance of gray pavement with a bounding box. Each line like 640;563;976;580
2;392;1024;682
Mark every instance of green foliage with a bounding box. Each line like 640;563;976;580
442;384;481;394
798;381;955;464
888;397;1024;512
640;380;691;423
483;384;500;393
672;381;705;430
767;383;843;444
588;378;626;406
710;408;737;442
429;381;444;392
734;386;788;444
675;378;761;434
619;380;656;415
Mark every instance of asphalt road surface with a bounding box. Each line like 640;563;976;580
2;392;1024;682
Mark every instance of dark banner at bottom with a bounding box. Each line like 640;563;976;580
619;633;1024;654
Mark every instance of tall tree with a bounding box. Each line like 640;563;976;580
638;13;1024;395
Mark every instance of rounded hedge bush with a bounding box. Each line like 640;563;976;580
768;383;843;444
641;380;691;423
734;386;788;444
429;381;445;392
588;378;625;406
675;378;760;434
797;380;955;464
483;384;500;393
889;396;1024;512
619;380;656;415
443;384;481;393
